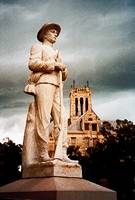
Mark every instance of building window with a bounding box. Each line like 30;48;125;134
71;137;76;146
85;98;88;111
75;98;78;116
83;137;89;147
80;97;83;115
93;138;98;146
89;139;93;147
88;117;92;121
92;123;97;131
84;123;89;130
80;119;83;130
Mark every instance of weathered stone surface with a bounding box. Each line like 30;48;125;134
23;159;82;178
23;22;69;169
0;177;117;200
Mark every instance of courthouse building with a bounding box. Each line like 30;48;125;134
67;82;102;155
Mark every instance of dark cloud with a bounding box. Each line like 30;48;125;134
68;50;135;92
0;0;135;126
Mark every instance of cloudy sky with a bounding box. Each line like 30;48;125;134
0;0;135;144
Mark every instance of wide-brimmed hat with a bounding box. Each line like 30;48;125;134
37;23;61;42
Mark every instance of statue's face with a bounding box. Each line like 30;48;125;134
44;29;58;44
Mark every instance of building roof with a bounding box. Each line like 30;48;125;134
68;110;100;131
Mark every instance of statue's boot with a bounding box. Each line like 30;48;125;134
39;142;51;162
62;147;78;164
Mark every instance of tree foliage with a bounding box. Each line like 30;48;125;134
0;138;22;186
68;119;135;200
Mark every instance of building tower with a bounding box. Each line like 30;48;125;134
69;81;92;123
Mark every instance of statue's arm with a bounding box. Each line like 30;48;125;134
28;43;55;72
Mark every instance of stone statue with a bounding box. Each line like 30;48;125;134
23;23;77;168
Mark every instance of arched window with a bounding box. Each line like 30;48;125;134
92;123;97;131
80;97;83;115
85;98;88;111
75;98;78;116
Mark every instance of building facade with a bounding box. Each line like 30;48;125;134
67;86;102;155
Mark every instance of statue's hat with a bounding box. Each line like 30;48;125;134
37;23;61;42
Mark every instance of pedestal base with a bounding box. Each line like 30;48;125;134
0;177;117;200
23;159;82;178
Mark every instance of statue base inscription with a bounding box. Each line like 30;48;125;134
23;159;82;178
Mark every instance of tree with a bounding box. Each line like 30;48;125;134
86;119;135;200
0;138;22;186
67;120;135;200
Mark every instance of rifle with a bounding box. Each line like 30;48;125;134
54;70;64;160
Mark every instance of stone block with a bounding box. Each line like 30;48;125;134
23;159;82;178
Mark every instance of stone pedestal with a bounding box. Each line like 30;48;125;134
0;177;117;200
23;159;82;178
0;160;117;199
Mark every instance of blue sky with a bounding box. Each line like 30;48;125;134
0;0;135;143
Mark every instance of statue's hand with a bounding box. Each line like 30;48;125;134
55;62;66;71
